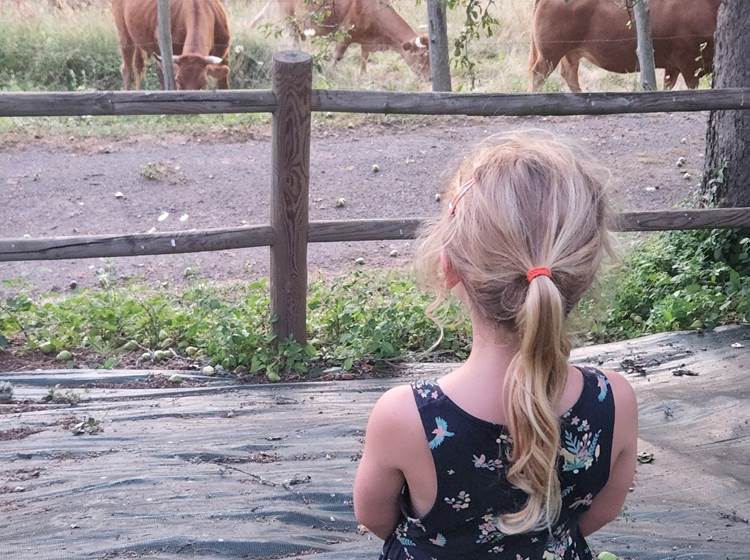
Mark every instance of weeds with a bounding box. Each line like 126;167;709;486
586;228;750;343
0;382;13;403
42;385;82;406
1;230;748;380
70;416;102;436
140;162;169;181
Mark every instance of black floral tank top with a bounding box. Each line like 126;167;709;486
380;366;615;560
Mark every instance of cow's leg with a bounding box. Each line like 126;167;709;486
664;68;679;90
682;70;700;89
215;72;230;90
133;50;147;90
118;44;135;90
360;46;371;75
334;39;353;64
529;56;558;92
560;55;582;93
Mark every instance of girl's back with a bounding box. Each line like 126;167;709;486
353;132;638;560
378;366;628;559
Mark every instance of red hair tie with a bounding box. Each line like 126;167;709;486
527;267;552;283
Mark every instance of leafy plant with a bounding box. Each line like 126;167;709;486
70;416;102;436
591;228;750;341
43;385;81;406
0;382;13;403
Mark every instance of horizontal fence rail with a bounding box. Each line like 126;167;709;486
313;88;750;116
2;209;748;262
3;50;750;341
0;90;277;117
1;88;749;118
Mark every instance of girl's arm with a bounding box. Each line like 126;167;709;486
353;386;414;540
579;370;638;537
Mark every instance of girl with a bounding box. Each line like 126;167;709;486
353;132;638;559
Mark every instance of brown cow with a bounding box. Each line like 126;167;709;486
258;0;430;81
111;0;230;90
529;0;721;92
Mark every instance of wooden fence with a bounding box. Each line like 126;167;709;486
2;51;750;343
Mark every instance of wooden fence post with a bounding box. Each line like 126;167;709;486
632;0;657;91
427;0;452;92
271;51;312;344
157;0;176;90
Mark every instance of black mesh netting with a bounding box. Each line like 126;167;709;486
1;327;749;559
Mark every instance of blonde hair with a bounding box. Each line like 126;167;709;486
416;131;613;534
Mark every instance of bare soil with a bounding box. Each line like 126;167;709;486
0;113;708;293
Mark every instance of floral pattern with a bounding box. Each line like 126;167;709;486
380;367;615;560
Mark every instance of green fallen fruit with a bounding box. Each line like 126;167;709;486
122;340;139;351
40;342;54;354
153;350;170;361
159;338;174;349
158;329;169;341
266;371;281;383
55;350;72;361
168;374;183;384
185;346;199;357
140;352;153;362
598;552;619;560
201;366;215;376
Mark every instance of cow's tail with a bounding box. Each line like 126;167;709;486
249;0;273;29
528;1;542;91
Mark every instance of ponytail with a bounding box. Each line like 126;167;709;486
414;131;613;534
498;272;571;534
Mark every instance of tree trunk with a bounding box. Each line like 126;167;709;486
702;0;750;207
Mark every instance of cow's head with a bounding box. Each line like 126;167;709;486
401;34;431;81
158;54;230;90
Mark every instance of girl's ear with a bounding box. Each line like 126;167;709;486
440;252;461;290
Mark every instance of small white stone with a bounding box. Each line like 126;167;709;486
682;172;692;181
354;257;365;265
389;249;399;258
372;164;380;173
179;214;189;222
114;191;125;199
680;137;688;144
335;198;346;208
157;211;169;222
676;157;686;168
434;193;441;202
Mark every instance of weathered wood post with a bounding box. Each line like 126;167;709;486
632;0;657;91
427;0;452;91
157;0;176;90
271;51;312;344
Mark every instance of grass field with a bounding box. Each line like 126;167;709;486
2;0;680;94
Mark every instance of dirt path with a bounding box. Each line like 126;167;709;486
0;113;708;292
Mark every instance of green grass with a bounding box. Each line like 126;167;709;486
0;3;273;92
1;0;699;94
2;229;748;380
0;271;471;380
0;0;711;139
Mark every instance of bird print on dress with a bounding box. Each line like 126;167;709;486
428;417;455;449
595;372;609;402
